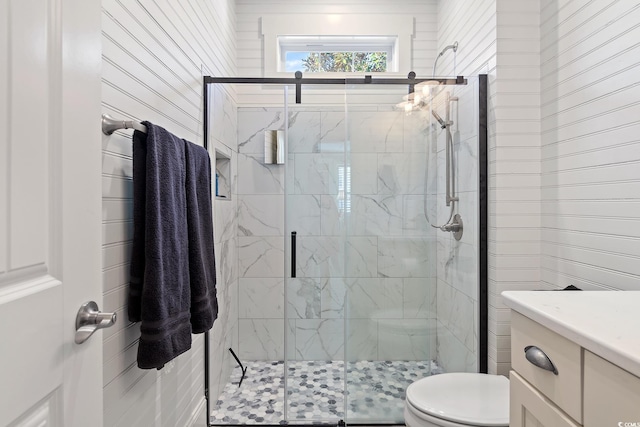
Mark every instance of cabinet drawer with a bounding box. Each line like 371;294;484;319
584;351;640;426
511;312;582;423
510;371;581;427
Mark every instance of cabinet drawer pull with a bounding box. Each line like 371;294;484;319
524;345;558;375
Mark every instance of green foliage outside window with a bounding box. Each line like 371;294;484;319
300;52;387;72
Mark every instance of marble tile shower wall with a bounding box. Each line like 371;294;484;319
236;105;440;363
433;82;479;373
209;84;240;402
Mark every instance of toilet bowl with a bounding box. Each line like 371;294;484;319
404;373;509;427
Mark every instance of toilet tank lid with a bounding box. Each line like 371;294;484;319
406;373;509;426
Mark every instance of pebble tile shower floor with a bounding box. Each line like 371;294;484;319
211;360;444;425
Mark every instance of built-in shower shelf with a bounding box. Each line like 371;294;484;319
215;150;231;200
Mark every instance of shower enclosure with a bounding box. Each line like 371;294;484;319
205;75;487;426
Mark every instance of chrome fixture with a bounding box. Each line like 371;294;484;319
406;87;463;241
444;91;459;208
431;110;447;129
75;301;117;344
102;113;147;135
432;41;459;77
524;345;558;375
441;214;464;241
264;130;285;164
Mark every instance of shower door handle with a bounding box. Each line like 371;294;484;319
291;231;297;278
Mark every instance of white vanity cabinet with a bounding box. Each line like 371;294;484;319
509;311;581;427
583;351;640;426
503;291;640;427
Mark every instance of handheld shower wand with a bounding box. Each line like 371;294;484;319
432;41;459;77
431;110;447;129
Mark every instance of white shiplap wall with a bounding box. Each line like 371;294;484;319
490;0;542;376
101;0;237;426
540;0;640;291
438;0;542;376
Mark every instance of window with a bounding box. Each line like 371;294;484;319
279;36;396;73
337;166;351;213
261;15;414;76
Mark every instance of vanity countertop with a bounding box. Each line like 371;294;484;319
502;291;640;378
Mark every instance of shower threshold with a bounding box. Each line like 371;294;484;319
210;360;443;425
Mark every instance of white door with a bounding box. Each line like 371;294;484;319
0;0;103;426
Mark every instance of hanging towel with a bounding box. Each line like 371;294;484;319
184;140;218;333
129;122;192;369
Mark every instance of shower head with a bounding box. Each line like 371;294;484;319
431;110;447;129
432;41;459;77
437;41;459;58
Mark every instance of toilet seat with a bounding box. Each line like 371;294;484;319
405;373;509;426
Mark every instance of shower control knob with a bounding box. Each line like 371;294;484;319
440;222;461;232
440;214;464;241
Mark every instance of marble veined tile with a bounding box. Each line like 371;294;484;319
238;318;284;360
237;109;284;154
404;278;436;319
214;195;237;243
455;192;477;245
346;319;378;361
238;236;284;278
295;236;344;277
404;109;431;153
287;278;321;319
216;238;238;290
350;153;378;194
211;84;237;150
436;280;476;353
437;233;477;298
403;195;433;237
377;153;427;195
345;278;403;319
238;194;284;236
456;134;478;193
294;153;345;195
295;318;344;360
348;111;404;153
237;153;285;195
378;318;432;361
287;195;321;236
439;240;478;301
378;237;430;278
288;111;321;153
319;111;348;152
320;195;346;236
436;320;477;373
346;237;378;278
349;195;403;236
321;278;347;319
239;278;284;318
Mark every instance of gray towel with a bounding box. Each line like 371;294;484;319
184;140;218;333
129;122;192;369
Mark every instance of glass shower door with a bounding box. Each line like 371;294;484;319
343;78;480;423
284;83;349;423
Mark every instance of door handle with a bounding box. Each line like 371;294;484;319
75;301;117;344
291;231;297;278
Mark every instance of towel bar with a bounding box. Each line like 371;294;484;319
102;113;147;135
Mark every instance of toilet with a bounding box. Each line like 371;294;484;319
404;373;509;427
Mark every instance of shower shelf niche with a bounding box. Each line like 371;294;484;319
214;149;231;200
